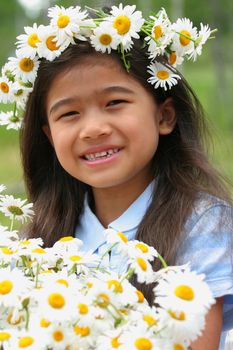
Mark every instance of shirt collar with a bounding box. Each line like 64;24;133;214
75;180;154;253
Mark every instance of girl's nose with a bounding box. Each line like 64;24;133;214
79;113;112;140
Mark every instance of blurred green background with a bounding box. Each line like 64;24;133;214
0;0;233;198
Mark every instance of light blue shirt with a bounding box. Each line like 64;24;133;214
75;183;233;349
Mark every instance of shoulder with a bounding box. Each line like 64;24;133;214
185;193;233;235
176;193;233;298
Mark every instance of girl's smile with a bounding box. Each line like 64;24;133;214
45;56;175;195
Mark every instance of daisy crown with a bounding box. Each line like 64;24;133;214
0;3;216;130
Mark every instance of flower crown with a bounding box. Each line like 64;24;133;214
0;3;215;130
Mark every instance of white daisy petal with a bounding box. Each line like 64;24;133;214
147;62;181;91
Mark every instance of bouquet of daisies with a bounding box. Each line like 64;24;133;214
0;184;214;350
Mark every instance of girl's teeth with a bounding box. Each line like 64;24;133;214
84;149;119;160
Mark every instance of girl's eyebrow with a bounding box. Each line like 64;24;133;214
48;86;135;116
49;97;78;116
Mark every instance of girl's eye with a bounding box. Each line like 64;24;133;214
107;100;127;107
60;111;80;118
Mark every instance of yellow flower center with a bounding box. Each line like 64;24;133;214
27;33;40;48
7;205;23;215
97;293;110;307
111;336;121;348
74;325;90;337
135;243;149;253
31;247;46;254
136;289;144;303
169;52;177;65
48;292;65;308
136;257;147;271
169;310;186;321
174;344;185;350
46;36;60;51
143;314;157;326
40;318;51;327
0;332;11;341
0;280;13;295
7;313;24;325
18;336;34;348
156;70;169;80
69;255;82;262
87;282;93;288
78;303;89;314
0;247;13;255
134;337;152;350
20;240;31;245
114;15;131;35
57;15;70;28
179;30;191;46
53;330;64;342
154;25;163;39
56;279;69;287
174;285;194;301
0;82;9;93
107;280;123;293
117;231;128;243
99;34;112;45
19;58;34;73
59;236;74;242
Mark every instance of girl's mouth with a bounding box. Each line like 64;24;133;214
82;148;120;161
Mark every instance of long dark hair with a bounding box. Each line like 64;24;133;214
20;39;232;303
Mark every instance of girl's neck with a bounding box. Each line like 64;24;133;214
91;176;153;228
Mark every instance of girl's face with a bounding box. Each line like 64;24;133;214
45;56;175;192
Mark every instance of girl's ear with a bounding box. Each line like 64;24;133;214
158;97;176;135
42;124;54;146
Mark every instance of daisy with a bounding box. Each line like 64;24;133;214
157;307;205;344
153;270;215;313
10;330;46;350
189;23;212;61
0;76;15;103
0;110;22;130
0;246;18;265
146;9;174;58
36;25;68;61
0;267;30;307
48;5;88;46
104;228;129;255
0;194;34;223
52;235;83;254
35;283;76;322
119;325;158;350
127;240;158;262
147;62;181;91
0;225;19;246
96;329;123;350
62;250;100;273
108;3;144;48
0;329;14;348
16;23;42;59
7;52;40;84
166;50;184;67
13;82;33;109
171;18;197;56
46;322;73;350
90;22;120;54
129;256;155;284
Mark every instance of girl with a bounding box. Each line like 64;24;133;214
2;4;232;350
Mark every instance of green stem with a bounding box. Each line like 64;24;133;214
10;214;15;232
174;30;196;43
96;242;118;270
25;306;29;330
121;267;135;282
120;44;130;72
157;253;168;268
